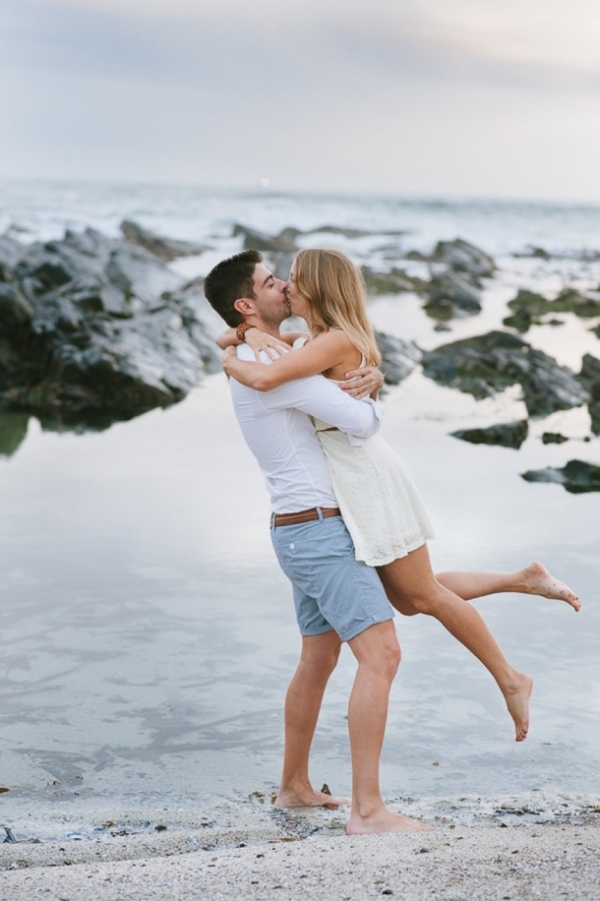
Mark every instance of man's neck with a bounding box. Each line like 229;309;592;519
246;316;281;338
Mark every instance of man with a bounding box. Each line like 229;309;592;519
204;250;429;833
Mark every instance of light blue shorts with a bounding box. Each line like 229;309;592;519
270;512;394;642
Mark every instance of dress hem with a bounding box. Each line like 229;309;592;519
355;536;434;567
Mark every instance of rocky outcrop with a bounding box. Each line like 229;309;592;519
422;271;482;320
407;238;495;286
578;354;600;435
421;331;588;417
0;228;220;428
541;432;569;444
521;460;600;493
404;238;491;320
514;246;553;260
362;239;491;320
120;220;205;262
375;331;422;385
451;420;528;449
233;223;407;252
514;246;600;262
233;224;299;253
503;288;600;333
362;267;420;295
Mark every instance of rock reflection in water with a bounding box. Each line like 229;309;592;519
0;411;30;457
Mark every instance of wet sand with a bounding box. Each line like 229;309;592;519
1;824;599;900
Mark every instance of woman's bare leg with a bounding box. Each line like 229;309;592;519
378;545;533;742
436;563;580;609
382;563;580;615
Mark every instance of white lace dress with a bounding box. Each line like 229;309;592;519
314;413;435;566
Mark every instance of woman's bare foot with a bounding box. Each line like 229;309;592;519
347;805;434;835
503;673;533;742
275;787;350;809
522;562;580;611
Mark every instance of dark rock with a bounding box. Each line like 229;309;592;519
405;239;492;320
0;282;33;327
165;277;228;374
404;249;430;262
451;420;528;449
503;309;533;333
553;288;600;317
120;220;205;262
514;246;552;260
504;289;547;323
306;225;405;239
309;225;371;238
375;331;421;385
578;354;600;435
0;227;222;428
0;234;26;270
505;289;600;332
431;238;495;282
542;432;569;444
503;289;548;332
405;239;494;292
362;267;418;295
423;271;482;320
421;330;588;417
234;222;407;256
233;224;299;253
578;353;600;387
521;460;600;493
265;252;295;281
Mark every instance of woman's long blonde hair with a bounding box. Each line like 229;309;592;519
293;249;381;366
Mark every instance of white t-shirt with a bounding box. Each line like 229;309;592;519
229;343;381;514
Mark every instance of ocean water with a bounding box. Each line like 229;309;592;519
0;181;599;845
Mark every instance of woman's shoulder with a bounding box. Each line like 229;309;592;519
314;328;355;349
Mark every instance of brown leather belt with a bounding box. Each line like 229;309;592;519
271;507;341;527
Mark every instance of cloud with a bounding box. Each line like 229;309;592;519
2;0;600;199
22;0;600;75
9;0;600;94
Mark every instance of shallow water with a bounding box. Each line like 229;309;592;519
0;183;599;842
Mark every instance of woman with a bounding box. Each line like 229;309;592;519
220;248;580;742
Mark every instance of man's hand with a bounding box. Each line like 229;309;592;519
339;365;384;400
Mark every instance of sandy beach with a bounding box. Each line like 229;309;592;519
1;824;599;900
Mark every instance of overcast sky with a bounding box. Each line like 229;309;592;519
2;0;600;201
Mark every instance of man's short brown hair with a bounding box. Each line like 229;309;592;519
203;249;262;327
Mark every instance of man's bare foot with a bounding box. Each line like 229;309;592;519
347;806;434;835
504;673;533;742
275;788;350;809
522;562;580;611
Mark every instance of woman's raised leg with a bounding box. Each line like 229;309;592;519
378;545;533;742
381;562;580;615
436;562;580;608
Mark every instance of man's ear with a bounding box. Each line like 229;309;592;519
233;298;255;317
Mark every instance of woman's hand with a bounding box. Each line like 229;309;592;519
339;365;384;400
244;328;290;361
221;345;237;378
